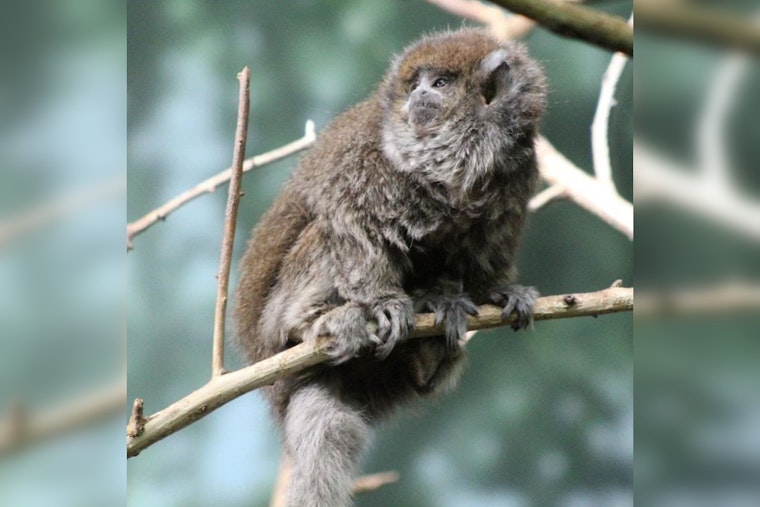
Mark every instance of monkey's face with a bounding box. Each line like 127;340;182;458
402;69;465;133
381;29;546;188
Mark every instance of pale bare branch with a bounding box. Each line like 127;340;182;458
127;286;633;458
126;121;316;251
591;14;632;191
211;67;251;378
536;136;633;240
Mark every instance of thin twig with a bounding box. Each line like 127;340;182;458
126;398;146;438
635;0;760;55
126;286;633;457
488;0;633;55
126;121;316;251
528;184;566;211
211;67;251;378
536;136;634;240
352;471;401;494
591;14;632;191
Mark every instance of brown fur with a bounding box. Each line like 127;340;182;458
233;29;546;506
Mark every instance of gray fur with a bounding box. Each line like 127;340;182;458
233;28;546;506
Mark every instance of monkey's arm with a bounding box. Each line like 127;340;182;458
462;211;538;330
325;215;415;359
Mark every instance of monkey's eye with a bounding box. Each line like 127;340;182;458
432;77;450;88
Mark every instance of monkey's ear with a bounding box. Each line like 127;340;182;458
480;49;510;105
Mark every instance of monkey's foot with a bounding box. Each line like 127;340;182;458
307;303;376;364
407;338;465;394
370;296;415;360
486;284;539;331
415;293;479;351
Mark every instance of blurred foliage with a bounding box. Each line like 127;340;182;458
1;0;125;506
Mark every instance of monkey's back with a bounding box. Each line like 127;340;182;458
232;186;312;364
233;97;388;356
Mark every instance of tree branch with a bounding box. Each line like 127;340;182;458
635;0;760;55
488;0;633;55
536;136;634;240
126;286;633;458
126;121;316;251
211;67;250;378
591;14;632;191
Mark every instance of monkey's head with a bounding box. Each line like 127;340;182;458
381;29;546;190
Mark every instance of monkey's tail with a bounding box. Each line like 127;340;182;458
282;380;371;507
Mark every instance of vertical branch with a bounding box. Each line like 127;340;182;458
212;67;251;378
590;14;632;190
269;453;291;507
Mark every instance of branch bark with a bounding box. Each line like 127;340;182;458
211;67;250;378
536;136;633;240
488;0;633;55
127;286;633;458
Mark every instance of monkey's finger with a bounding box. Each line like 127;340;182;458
461;298;480;316
374;310;391;340
444;310;467;351
501;297;519;324
433;306;446;327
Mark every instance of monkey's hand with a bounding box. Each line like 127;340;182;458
306;302;378;364
370;295;415;360
414;292;479;351
485;284;539;331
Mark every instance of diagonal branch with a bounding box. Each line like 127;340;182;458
127;286;633;458
126;121;316;251
488;0;633;55
537;136;634;240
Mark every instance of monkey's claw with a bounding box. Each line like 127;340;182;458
371;296;415;359
416;293;479;350
487;284;538;331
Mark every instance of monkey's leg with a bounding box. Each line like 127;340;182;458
283;381;371;507
404;338;466;395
